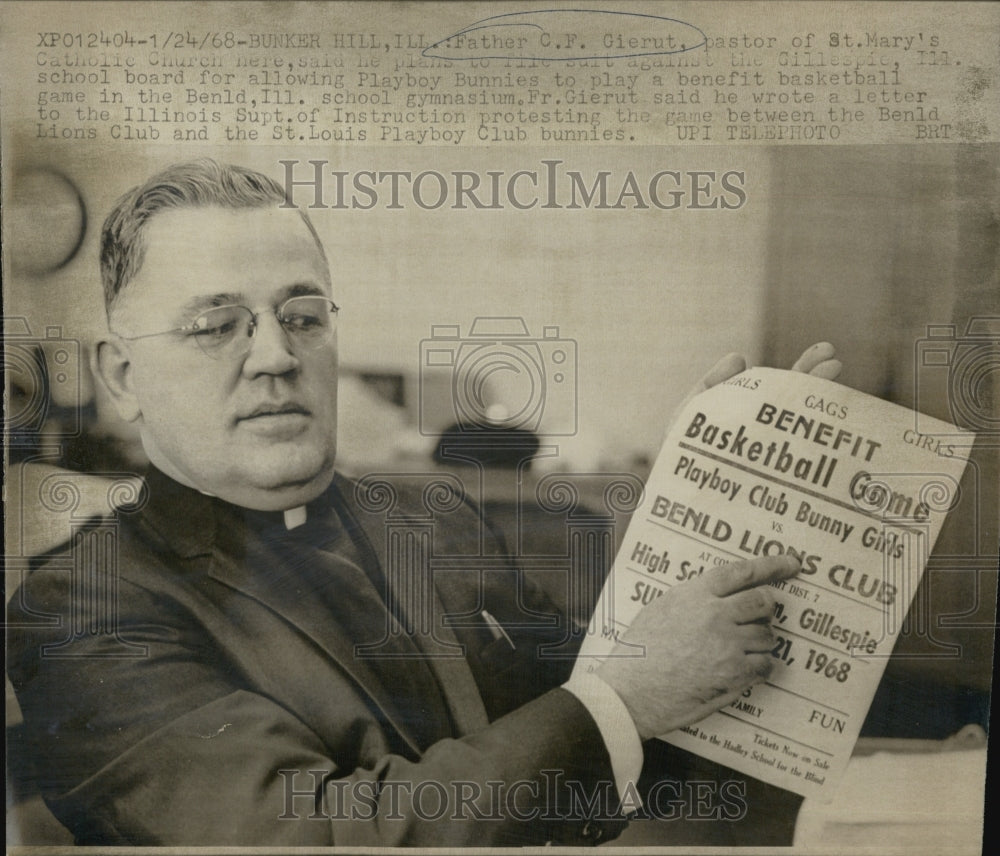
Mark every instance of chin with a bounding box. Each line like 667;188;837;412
245;449;335;498
225;467;334;511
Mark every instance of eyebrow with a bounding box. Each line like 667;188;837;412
179;292;244;317
283;282;328;300
177;283;327;318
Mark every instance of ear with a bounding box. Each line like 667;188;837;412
95;336;142;423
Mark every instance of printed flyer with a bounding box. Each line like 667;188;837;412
576;367;973;799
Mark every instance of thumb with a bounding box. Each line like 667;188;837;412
663;353;747;441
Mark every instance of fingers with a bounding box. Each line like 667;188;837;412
736;623;775;654
791;342;842;380
675;353;748;413
698;352;748;392
727;586;776;624
706;554;801;597
682;343;841;424
662;352;749;443
699;344;841;391
744;653;773;681
791;342;835;373
809;359;843;380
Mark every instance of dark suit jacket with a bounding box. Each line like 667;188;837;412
7;468;624;846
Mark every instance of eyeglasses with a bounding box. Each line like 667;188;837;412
118;296;339;360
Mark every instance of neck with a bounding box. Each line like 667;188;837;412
142;443;335;512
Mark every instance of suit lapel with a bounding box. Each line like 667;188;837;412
139;469;433;756
332;474;490;737
207;536;440;756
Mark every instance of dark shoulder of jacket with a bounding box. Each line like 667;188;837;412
338;471;512;561
15;513;115;574
6;514;115;680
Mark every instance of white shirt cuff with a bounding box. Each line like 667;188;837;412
562;670;643;813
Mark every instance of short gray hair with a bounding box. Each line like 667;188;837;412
100;159;328;316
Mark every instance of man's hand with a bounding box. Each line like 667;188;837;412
697;342;844;395
789;342;843;381
595;555;800;740
666;343;843;434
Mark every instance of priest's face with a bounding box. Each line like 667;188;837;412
106;205;339;510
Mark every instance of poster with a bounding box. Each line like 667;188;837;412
575;368;973;798
3;2;997;852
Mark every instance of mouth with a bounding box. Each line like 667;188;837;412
241;403;311;420
237;403;312;435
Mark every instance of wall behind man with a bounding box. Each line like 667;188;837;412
5;141;773;468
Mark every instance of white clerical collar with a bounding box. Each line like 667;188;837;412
166;468;310;531
283;506;307;530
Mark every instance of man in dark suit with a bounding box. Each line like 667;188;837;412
7;160;840;845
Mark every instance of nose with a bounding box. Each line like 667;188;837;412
240;311;300;377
